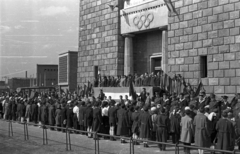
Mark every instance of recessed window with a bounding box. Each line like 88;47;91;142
200;56;207;78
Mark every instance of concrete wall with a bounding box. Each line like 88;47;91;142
78;0;124;85
168;0;240;95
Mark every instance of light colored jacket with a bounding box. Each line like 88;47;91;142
180;115;194;143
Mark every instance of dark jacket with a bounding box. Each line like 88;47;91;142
108;106;117;126
84;106;93;127
216;118;235;151
66;106;74;128
117;108;129;136
79;105;86;126
139;110;152;139
92;107;102;132
193;112;211;147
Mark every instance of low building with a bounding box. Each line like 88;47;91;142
36;64;58;87
8;78;30;92
58;51;78;93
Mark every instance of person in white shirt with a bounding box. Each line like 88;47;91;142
73;101;80;133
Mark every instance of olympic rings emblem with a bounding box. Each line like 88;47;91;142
133;13;154;29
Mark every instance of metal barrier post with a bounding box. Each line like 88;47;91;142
175;143;179;154
97;132;99;154
45;127;48;145
10;121;13;136
233;149;236;154
8;120;11;137
26;123;29;140
42;125;45;145
95;135;97;154
66;127;68;151
68;129;71;150
129;137;132;154
23;122;26;141
132;138;134;154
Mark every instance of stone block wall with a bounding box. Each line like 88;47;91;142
78;0;124;85
168;0;240;95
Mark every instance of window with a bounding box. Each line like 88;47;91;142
200;56;207;78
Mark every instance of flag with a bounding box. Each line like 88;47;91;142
163;0;176;13
77;85;80;96
194;81;203;98
83;84;87;97
129;79;137;100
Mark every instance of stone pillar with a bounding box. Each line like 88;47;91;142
162;30;168;73
123;34;134;75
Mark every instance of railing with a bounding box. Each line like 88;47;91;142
1;119;239;154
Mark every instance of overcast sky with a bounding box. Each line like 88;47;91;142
0;0;79;79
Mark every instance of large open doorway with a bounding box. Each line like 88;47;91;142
150;55;162;74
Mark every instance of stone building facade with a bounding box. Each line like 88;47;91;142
78;0;240;95
78;0;168;85
78;0;125;84
168;0;240;95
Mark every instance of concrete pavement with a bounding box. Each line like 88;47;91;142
0;120;202;154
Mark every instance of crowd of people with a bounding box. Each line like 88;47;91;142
93;72;184;89
1;89;240;154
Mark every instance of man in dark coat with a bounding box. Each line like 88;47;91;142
117;104;129;143
108;100;117;140
220;96;231;111
66;102;74;129
60;103;67;132
156;108;169;151
216;111;235;153
92;101;102;139
140;88;147;103
139;106;152;147
79;101;86;133
39;101;48;125
131;106;140;145
31;101;38;124
179;93;188;112
84;102;93;138
169;107;181;144
235;112;240;150
48;101;55;130
196;93;207;110
98;89;105;101
11;100;17;121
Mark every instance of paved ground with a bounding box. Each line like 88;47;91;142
0;120;220;154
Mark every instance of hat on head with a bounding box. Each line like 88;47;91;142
221;95;228;99
210;93;215;98
151;107;157;113
67;100;71;104
185;106;190;111
204;105;210;108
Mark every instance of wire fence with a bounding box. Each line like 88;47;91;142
1;119;239;154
